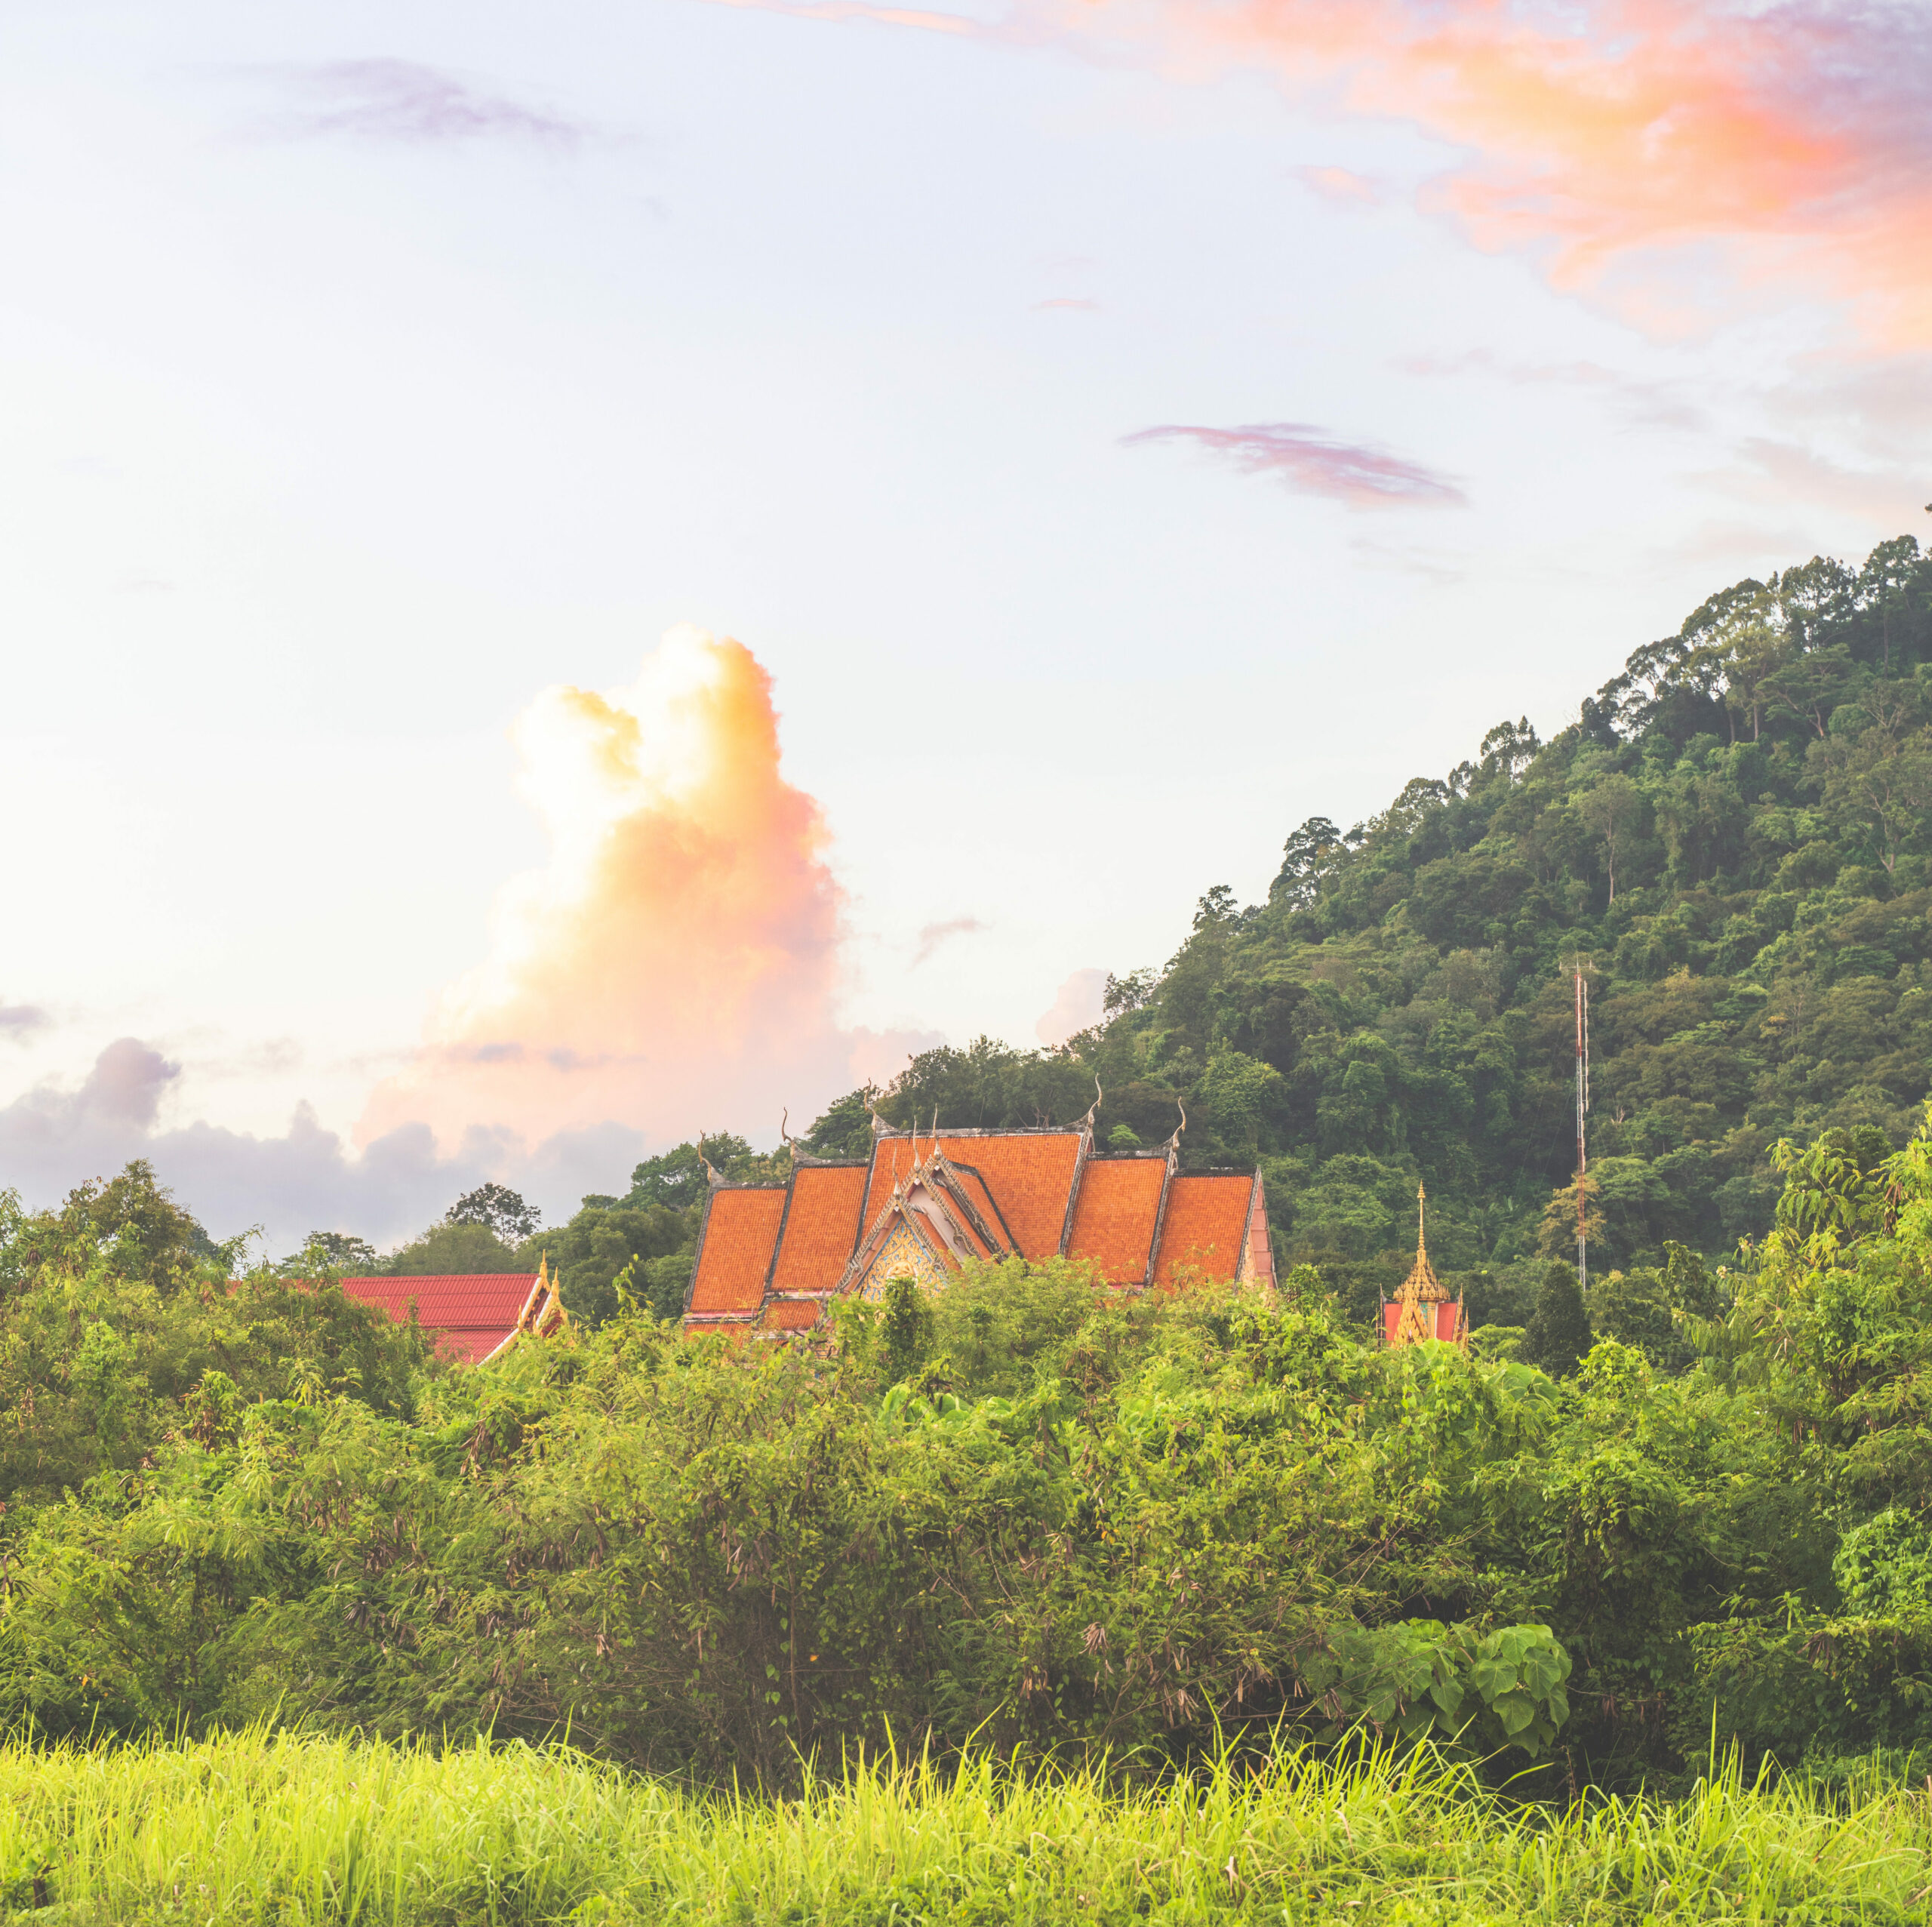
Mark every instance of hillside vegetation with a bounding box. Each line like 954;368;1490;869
826;531;1932;1327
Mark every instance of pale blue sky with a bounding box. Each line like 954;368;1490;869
2;0;1922;1245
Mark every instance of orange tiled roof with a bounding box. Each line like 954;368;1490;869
770;1164;869;1295
682;1122;1273;1338
937;1162;1015;1257
1067;1158;1167;1285
863;1133;1082;1260
340;1273;537;1364
761;1297;823;1331
688;1188;789;1314
1152;1174;1257;1288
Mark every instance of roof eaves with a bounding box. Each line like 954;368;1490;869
932;1158;1016;1254
1141;1140;1182;1291
1055;1123;1093;1257
868;1125;1082;1140
759;1171;801;1308
683;1186;721;1322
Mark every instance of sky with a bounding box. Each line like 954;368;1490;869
1;0;1926;1253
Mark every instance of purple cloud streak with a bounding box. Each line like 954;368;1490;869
912;917;988;968
0;1001;50;1042
1122;422;1465;509
257;60;583;146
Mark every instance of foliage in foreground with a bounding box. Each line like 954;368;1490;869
18;1102;1932;1793
6;1726;1932;1926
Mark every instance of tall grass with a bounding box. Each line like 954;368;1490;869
2;1727;1930;1924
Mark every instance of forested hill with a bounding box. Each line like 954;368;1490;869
805;531;1932;1319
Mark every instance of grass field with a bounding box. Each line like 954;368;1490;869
3;1729;1930;1925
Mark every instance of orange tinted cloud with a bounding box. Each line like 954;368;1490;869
361;627;901;1153
737;0;1932;345
1105;0;1928;341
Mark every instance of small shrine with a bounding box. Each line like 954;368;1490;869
1382;1184;1466;1349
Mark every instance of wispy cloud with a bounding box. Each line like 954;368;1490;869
1122;421;1465;509
249;60;585;146
1700;437;1929;528
1397;349;1709;433
1034;297;1099;311
0;1001;51;1043
912;916;988;968
1292;165;1383;209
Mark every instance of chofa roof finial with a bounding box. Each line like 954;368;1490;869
1163;1096;1187;1156
865;1082;894;1140
1078;1074;1103;1134
780;1107;829;1167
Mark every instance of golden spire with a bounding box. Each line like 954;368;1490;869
1401;1183;1450;1305
1389;1182;1457;1349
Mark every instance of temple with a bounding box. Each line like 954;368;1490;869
1382;1184;1466;1349
682;1101;1275;1337
340;1257;569;1363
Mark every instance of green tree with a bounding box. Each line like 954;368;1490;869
445;1183;541;1242
1812;724;1932;876
1576;771;1643;903
380;1221;526;1276
1522;1264;1592;1377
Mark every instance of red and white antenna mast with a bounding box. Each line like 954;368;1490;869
1574;965;1590;1292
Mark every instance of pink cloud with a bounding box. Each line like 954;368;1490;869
1123;420;1466;509
698;0;1932;349
0;1037;638;1254
0;999;50;1042
1035;968;1107;1048
1293;164;1383;208
359;627;932;1156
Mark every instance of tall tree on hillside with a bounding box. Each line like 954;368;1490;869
1270;817;1344;908
446;1184;541;1242
1577;773;1643;903
1813;726;1932;875
1719;589;1791;743
1523;1264;1593;1378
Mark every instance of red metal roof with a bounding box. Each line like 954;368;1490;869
1067;1158;1167;1285
1152;1174;1257;1288
339;1274;537;1365
688;1188;788;1314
